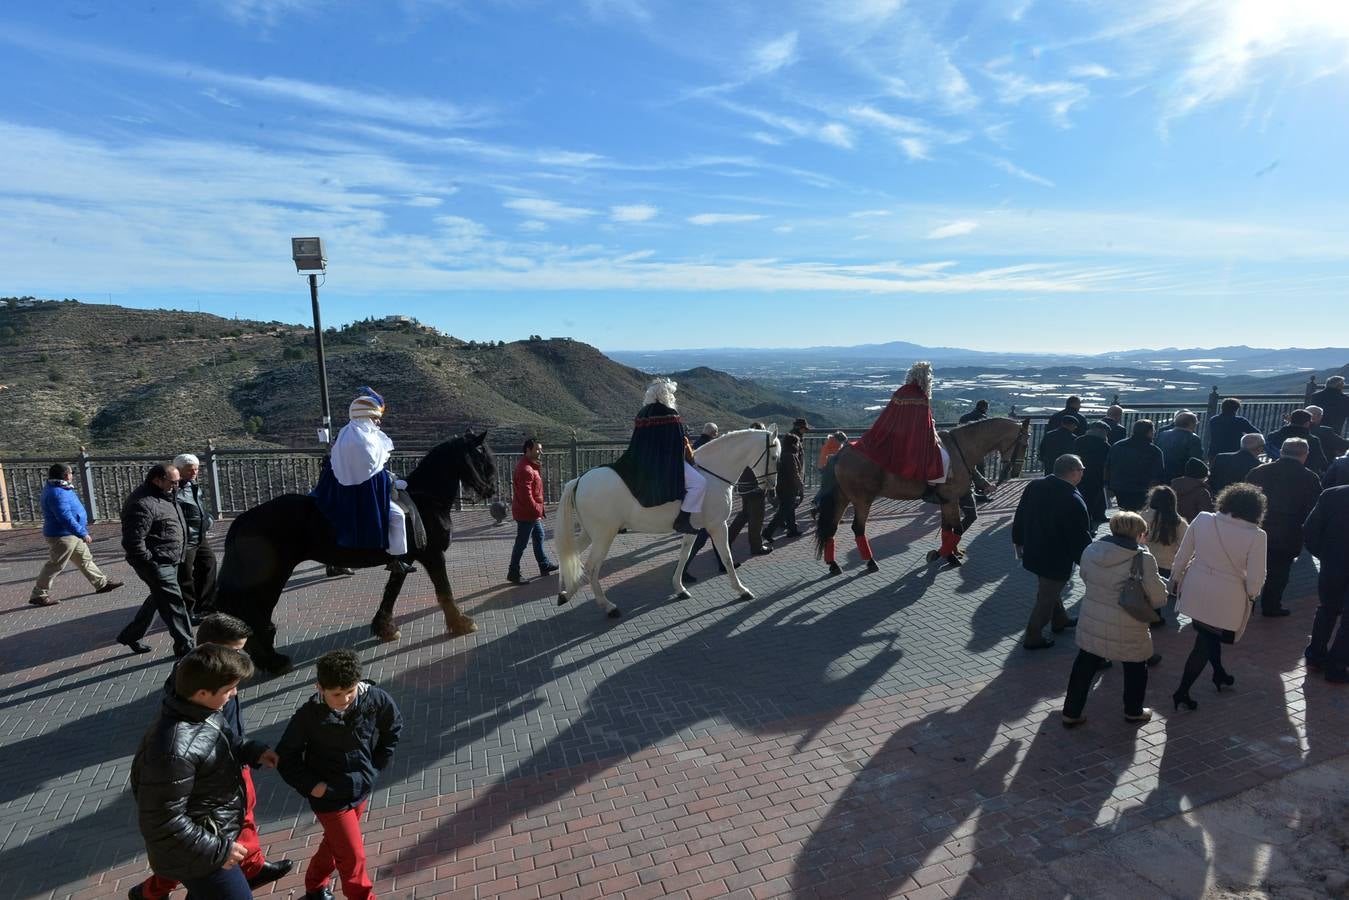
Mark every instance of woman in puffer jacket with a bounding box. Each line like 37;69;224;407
1169;484;1268;711
1061;511;1169;727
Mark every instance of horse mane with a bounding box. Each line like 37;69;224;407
405;432;495;500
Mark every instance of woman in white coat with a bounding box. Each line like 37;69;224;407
1169;484;1268;711
1061;511;1169;727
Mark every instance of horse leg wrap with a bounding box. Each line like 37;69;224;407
855;534;873;561
938;527;960;557
824;539;837;565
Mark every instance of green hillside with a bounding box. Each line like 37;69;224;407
0;299;823;454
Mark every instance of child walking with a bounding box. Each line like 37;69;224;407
278;650;403;900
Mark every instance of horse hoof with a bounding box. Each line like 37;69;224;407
865;559;880;573
943;555;963;568
557;593;570;606
608;608;622;619
676;591;691;600
738;592;754;602
448;617;478;637
827;562;843;576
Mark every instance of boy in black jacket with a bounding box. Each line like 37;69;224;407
130;644;269;900
278;649;403;900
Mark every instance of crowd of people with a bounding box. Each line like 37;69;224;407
1013;378;1349;726
19;373;1349;897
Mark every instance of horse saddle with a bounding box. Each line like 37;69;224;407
390;485;427;553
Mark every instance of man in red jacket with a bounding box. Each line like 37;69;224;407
507;439;560;585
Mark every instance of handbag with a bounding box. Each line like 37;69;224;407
1118;550;1156;623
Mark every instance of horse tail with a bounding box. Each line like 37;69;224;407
557;478;583;593
814;479;843;559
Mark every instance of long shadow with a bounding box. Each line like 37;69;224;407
381;557;926;874
0;605;147;678
789;657;1054;896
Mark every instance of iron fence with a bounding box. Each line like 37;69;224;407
0;384;1334;529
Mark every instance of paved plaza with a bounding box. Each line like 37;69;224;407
2;486;1346;899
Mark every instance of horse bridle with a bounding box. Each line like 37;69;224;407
950;423;1029;487
697;430;778;493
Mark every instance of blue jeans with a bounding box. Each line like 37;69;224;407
181;862;252;899
509;520;554;576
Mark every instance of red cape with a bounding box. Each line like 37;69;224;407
853;383;945;480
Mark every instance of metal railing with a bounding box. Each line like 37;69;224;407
0;382;1334;528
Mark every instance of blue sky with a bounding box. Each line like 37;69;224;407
2;1;1347;353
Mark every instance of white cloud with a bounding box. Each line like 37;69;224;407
899;138;931;161
850;210;891;218
518;220;549;233
751;32;800;76
503;198;595;221
987;156;1055;187
988;71;1090;127
1069;63;1116;79
200;87;240;108
611;204;658;222
816;123;854;149
927;220;979;239
405;195;444;207
773;224;795;233
749;131;783;145
688;213;766;225
213;0;321;28
0;28;487;129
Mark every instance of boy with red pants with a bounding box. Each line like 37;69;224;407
130;614;292;899
279;650;403;900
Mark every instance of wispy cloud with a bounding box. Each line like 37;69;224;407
504;198;595;222
927;220;979;239
1068;63;1115;79
688;213;766;225
849;209;891;218
899;138;931;161
200;87;240;108
816;123;854;149
0;27;489;129
405;195;445;207
611;204;658;222
751;32;800;77
986;155;1055;187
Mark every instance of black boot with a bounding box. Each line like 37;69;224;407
672;511;699;535
920;485;943;505
386;557;416;574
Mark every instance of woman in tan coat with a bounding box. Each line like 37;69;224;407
1061;511;1169;727
1169;484;1268;711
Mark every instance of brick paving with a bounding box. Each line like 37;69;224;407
1;484;1345;900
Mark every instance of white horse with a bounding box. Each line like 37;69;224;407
556;426;781;618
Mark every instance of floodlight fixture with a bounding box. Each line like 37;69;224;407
291;236;326;272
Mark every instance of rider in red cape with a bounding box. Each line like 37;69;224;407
854;361;946;482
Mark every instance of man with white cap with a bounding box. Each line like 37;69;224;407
311;388;412;572
173;452;217;622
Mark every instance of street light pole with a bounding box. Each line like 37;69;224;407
308;273;332;443
291;237;331;444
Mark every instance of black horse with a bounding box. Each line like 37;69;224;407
215;431;497;674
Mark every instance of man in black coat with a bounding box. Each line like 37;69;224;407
1266;409;1328;473
959;400;990;424
1074;422;1111;526
130;645;271;899
116;463;195;657
174;452;217;623
1309;405;1349;461
1047;396;1090;433
1099;405;1127;445
1206;398;1260;459
1210;433;1265;495
1324;454;1349;490
1247;438;1322;617
1012;454;1093;650
728;423;772;556
1311;376;1349;434
1038;417;1079;476
1155;411;1205;482
1106;420;1165;511
763;419;808;542
1304;485;1349;682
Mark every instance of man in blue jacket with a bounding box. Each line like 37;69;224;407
29;463;122;606
1304;485;1349;682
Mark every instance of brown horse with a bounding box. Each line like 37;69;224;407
814;417;1030;574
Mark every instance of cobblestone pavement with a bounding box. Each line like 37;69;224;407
1;485;1344;899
